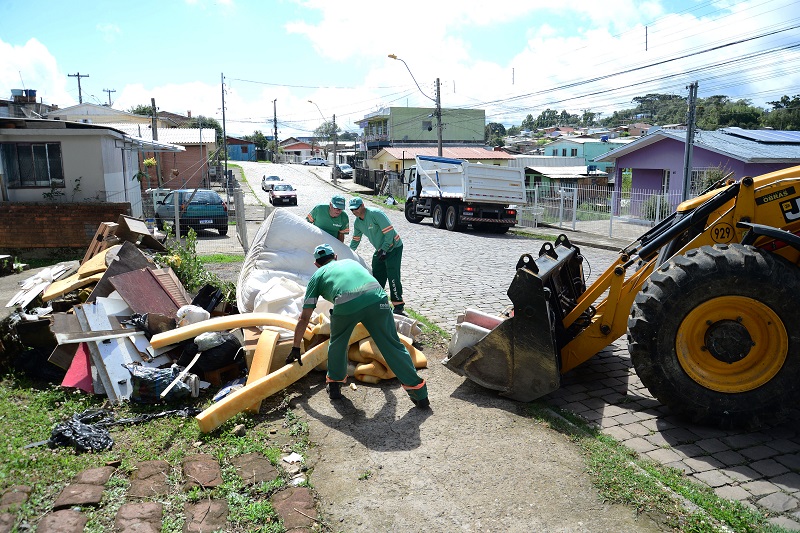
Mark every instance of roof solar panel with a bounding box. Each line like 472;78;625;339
722;127;800;144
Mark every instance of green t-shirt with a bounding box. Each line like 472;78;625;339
306;204;349;239
303;259;385;315
349;206;402;252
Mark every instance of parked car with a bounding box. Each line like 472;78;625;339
302;157;328;166
261;175;282;191
155;189;229;236
269;183;298;206
336;163;353;178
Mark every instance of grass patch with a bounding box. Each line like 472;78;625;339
0;373;308;532
406;308;450;340
526;403;773;533
199;253;246;264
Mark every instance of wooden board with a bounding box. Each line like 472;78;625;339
74;305;116;402
114;214;166;252
86;241;155;303
77;245;119;279
42;272;103;302
109;268;181;317
82;222;119;264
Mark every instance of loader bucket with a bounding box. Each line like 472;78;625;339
443;236;585;402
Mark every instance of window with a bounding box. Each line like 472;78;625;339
551;149;558;156
561;149;567;157
241;146;248;154
0;142;65;188
570;148;578;157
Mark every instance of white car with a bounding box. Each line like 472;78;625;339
302;157;328;166
261;175;282;191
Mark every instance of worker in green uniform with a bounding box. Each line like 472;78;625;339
306;194;349;242
348;197;406;315
288;244;429;407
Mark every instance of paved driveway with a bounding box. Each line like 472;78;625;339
233;162;800;530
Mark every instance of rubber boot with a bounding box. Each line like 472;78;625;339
327;382;342;400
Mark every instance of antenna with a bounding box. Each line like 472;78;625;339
103;88;116;106
18;71;26;90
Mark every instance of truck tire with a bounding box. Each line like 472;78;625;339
627;244;800;428
445;205;460;231
405;200;423;224
432;203;445;229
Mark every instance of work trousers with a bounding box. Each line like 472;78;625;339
327;296;427;401
372;245;404;311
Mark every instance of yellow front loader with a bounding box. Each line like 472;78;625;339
444;165;800;427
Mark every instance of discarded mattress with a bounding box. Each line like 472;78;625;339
237;209;369;314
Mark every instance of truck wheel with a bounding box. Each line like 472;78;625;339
405;201;423;224
432;203;445;229
445;205;460;231
628;244;800;428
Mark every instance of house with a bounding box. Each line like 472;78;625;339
226;136;256;162
526;166;609;189
357;107;485;159
624;123;652;137
45;103;173;128
544;136;635;178
1;88;58;119
279;137;316;163
103;123;216;190
0;117;183;249
370;147;515;173
596;127;800;198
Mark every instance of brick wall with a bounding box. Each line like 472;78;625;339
139;146;210;191
0;202;131;249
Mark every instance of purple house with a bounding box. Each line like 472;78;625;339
596;127;800;198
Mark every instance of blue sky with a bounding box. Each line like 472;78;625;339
1;0;799;137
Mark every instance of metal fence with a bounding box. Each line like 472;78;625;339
517;184;683;243
105;175;249;256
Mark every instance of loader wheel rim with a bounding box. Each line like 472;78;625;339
676;296;787;393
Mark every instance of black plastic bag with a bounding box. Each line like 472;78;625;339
125;363;191;404
48;409;114;452
177;331;243;373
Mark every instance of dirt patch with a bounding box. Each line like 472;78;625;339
289;331;667;532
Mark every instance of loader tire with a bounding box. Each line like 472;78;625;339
432;203;445;229
628;243;800;428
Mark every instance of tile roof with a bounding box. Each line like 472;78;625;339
102;123;216;145
381;146;514;160
596;129;800;163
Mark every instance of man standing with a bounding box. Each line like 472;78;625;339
348;197;406;315
306;194;349;242
288;244;429;407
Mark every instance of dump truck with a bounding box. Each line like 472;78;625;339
444;165;800;428
403;155;526;233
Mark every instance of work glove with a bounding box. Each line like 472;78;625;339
377;250;387;261
286;347;303;366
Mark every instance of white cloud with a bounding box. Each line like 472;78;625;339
0;38;75;107
96;23;121;43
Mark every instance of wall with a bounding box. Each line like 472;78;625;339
139;145;210;190
0;202;131;249
389;107;485;143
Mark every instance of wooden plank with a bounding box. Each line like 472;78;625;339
77;245;119;279
108;268;180;317
86;241;155;303
114;214;166;252
82;222;119;264
150;268;191;308
42;272;103;302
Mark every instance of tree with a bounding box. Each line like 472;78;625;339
485;122;506;142
128;104;153;116
339;131;358;141
185;116;222;143
521;114;535;131
507;125;521;136
244;130;269;150
764;94;800;130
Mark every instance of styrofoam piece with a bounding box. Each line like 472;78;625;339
237;209;369;313
447;321;492;357
463;308;505;330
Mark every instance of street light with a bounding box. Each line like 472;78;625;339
388;54;442;156
308;100;338;184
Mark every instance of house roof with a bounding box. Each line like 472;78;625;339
595;128;800;164
547;137;635;146
380;146;515;160
100;123;215;145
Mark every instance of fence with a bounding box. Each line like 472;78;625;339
105;175;249;256
518;184;683;243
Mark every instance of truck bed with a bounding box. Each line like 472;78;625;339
416;156;526;205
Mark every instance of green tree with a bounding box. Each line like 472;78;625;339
764;94;800;130
339;131;358;141
485;122;506;142
128;104;153;116
185;116;222;143
507;125;521;136
244;130;269;150
521;114;535;131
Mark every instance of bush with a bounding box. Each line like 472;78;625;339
641;194;672;222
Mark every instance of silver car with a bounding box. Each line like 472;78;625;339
302;157;328;166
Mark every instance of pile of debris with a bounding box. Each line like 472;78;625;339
4;212;427;434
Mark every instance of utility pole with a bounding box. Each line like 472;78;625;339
332;113;338;185
435;78;443;157
221;73;228;186
273;99;278;163
681;81;699;201
102;88;116;106
151;98;162;187
68;72;89;104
